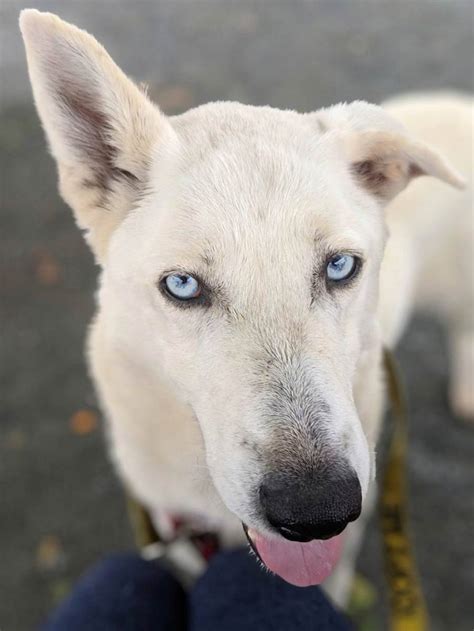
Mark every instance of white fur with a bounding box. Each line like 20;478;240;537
20;9;473;600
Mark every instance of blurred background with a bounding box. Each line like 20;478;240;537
1;1;473;629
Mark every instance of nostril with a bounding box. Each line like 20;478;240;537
276;525;314;543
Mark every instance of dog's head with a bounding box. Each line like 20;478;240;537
21;10;463;586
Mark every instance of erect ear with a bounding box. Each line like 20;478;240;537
316;101;465;203
20;10;176;262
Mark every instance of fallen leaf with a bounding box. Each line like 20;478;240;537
70;409;98;435
36;535;64;571
33;249;61;286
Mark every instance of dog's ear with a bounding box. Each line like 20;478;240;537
20;10;176;262
316;101;465;202
345;129;465;201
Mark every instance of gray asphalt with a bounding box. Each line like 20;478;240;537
1;2;473;630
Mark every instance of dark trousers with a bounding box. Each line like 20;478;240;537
42;548;352;631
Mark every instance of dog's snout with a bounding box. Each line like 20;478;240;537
259;467;362;542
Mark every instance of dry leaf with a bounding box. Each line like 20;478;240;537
33;249;61;286
36;535;63;571
70;409;98;435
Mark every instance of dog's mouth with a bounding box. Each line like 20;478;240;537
242;523;343;587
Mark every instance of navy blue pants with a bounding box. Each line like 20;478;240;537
42;548;352;631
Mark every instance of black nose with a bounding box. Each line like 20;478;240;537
259;468;362;542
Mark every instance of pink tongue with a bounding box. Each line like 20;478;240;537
249;529;343;587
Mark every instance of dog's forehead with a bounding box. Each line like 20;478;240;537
166;103;369;229
132;102;382;280
171;101;320;150
171;102;328;201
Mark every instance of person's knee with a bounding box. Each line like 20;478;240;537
190;548;353;631
42;553;187;631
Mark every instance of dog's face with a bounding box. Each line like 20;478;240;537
109;102;383;532
21;10;462;586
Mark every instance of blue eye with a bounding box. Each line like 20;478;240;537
326;254;358;283
164;273;201;300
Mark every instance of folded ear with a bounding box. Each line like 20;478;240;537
317;101;465;203
20;9;175;262
346;130;465;201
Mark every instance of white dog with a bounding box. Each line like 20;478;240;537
20;9;473;604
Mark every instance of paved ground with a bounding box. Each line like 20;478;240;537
1;2;473;630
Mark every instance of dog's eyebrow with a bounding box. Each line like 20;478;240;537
199;251;214;268
313;229;366;256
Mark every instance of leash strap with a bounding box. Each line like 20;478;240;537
126;495;162;548
382;350;429;631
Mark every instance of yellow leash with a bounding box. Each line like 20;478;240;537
382;350;429;631
126;494;161;548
